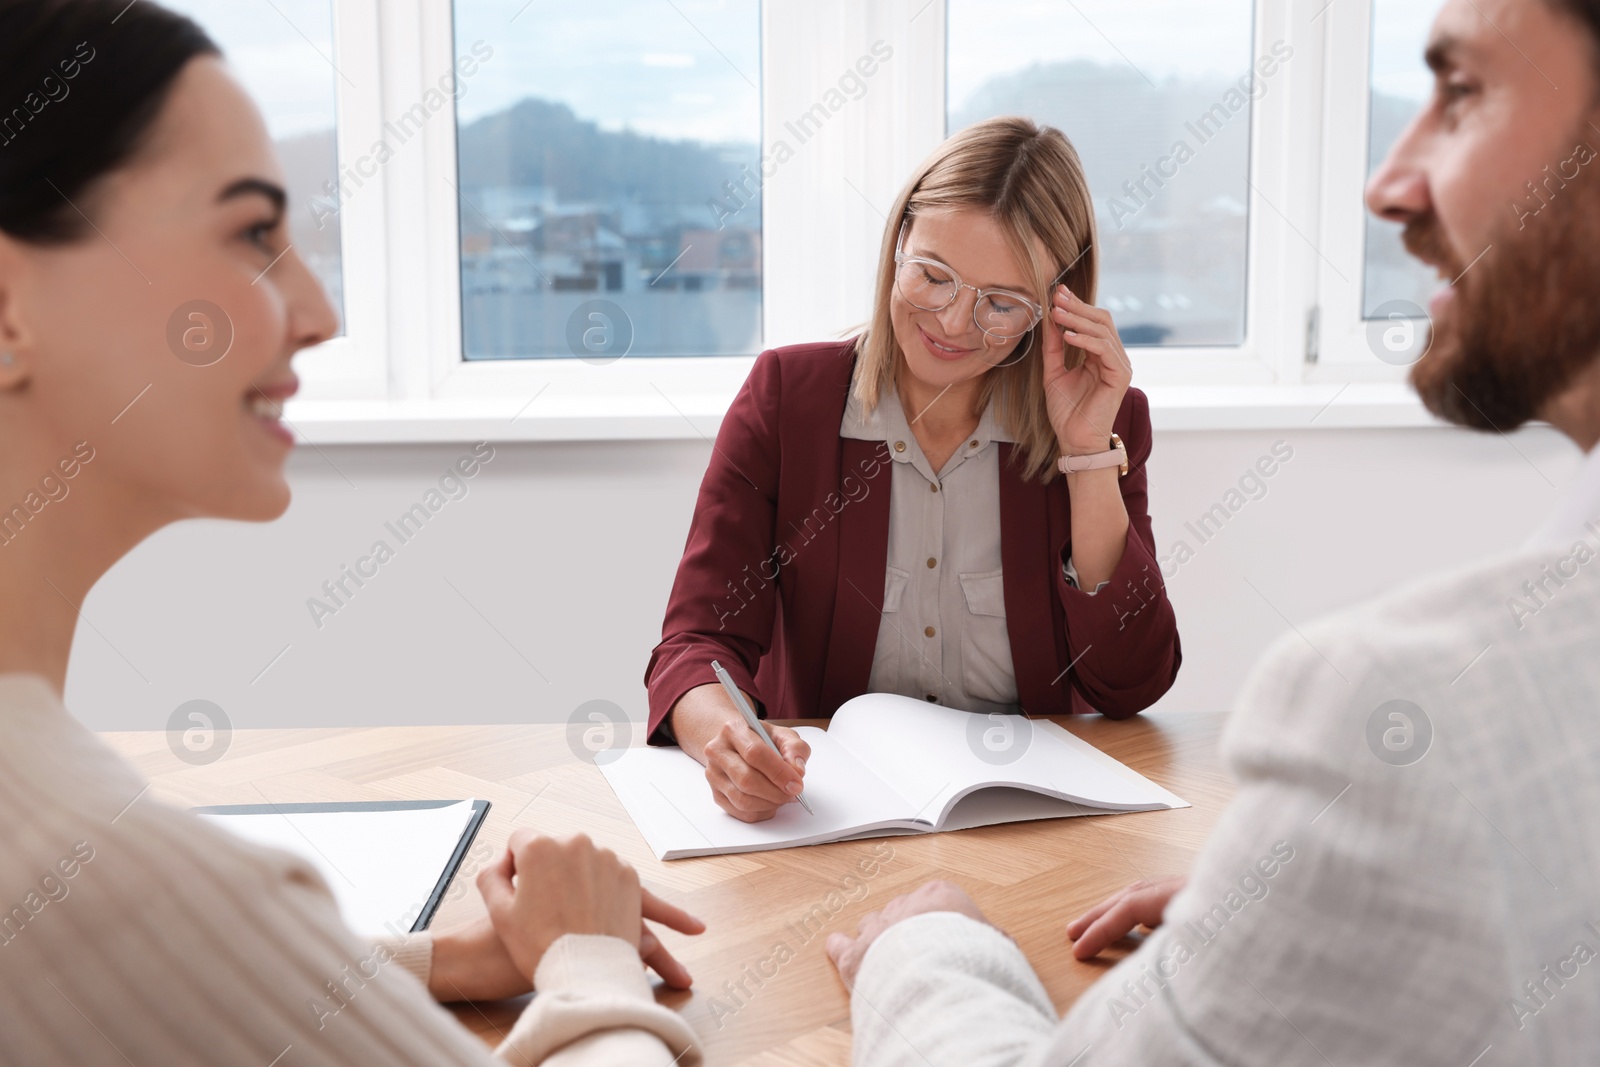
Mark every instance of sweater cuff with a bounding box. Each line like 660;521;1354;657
534;934;656;1002
856;910;1035;996
498;934;703;1066
850;911;1057;1067
378;931;434;989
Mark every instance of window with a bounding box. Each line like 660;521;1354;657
214;0;1449;438
1363;0;1437;317
947;0;1259;347
162;0;344;330
1312;0;1441;367
450;0;763;361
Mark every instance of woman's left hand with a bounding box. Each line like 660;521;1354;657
1041;284;1133;455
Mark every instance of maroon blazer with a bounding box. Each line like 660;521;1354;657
644;339;1181;739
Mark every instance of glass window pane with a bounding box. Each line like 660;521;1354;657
1364;0;1437;317
948;0;1257;347
161;0;344;331
452;1;762;361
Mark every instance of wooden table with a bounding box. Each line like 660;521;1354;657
103;709;1231;1066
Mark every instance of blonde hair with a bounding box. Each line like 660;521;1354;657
852;115;1099;484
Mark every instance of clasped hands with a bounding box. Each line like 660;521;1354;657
426;830;705;1003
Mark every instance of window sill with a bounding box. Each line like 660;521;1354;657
282;382;1439;446
283;393;736;445
1141;382;1437;432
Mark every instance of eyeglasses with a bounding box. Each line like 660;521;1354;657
893;220;1065;342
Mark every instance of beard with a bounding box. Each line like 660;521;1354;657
1406;139;1600;431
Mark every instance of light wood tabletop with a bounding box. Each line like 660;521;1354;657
102;708;1232;1066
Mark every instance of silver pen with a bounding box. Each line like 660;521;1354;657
710;660;814;815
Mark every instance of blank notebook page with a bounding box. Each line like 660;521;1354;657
196;800;478;939
827;694;1180;821
598;726;918;856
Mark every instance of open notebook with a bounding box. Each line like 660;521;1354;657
601;693;1187;860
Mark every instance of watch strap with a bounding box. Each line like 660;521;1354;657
1058;433;1128;475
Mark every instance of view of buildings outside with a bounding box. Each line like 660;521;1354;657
172;0;1438;360
452;0;762;360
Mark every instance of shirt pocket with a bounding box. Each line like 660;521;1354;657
869;565;912;694
882;565;911;613
958;569;1017;704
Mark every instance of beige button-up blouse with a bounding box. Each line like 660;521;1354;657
839;378;1025;714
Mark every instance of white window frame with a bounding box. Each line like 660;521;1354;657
282;0;1439;443
285;0;390;401
1308;0;1425;380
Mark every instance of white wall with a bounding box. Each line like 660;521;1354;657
65;422;1582;733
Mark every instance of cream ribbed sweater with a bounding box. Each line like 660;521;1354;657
0;674;701;1066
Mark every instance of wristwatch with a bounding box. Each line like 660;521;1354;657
1058;433;1128;475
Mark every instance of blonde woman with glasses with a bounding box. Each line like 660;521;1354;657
646;116;1182;823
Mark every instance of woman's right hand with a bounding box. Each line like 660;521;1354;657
670;684;811;823
477;831;644;981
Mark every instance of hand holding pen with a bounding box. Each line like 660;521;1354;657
694;661;813;821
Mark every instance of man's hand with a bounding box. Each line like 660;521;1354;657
825;880;995;988
477;831;704;987
1065;876;1186;960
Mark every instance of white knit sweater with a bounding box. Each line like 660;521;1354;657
848;542;1600;1066
0;674;702;1067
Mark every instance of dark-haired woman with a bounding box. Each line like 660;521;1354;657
647;117;1181;823
0;1;703;1063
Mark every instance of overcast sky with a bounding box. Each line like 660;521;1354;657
947;0;1253;109
1372;0;1439;102
452;0;759;141
159;0;340;138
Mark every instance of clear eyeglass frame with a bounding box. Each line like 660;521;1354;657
892;219;1068;342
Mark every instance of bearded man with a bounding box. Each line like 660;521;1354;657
827;1;1600;1064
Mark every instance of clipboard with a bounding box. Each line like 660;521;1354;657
193;799;492;934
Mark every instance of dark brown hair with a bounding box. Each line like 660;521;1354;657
0;0;217;243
